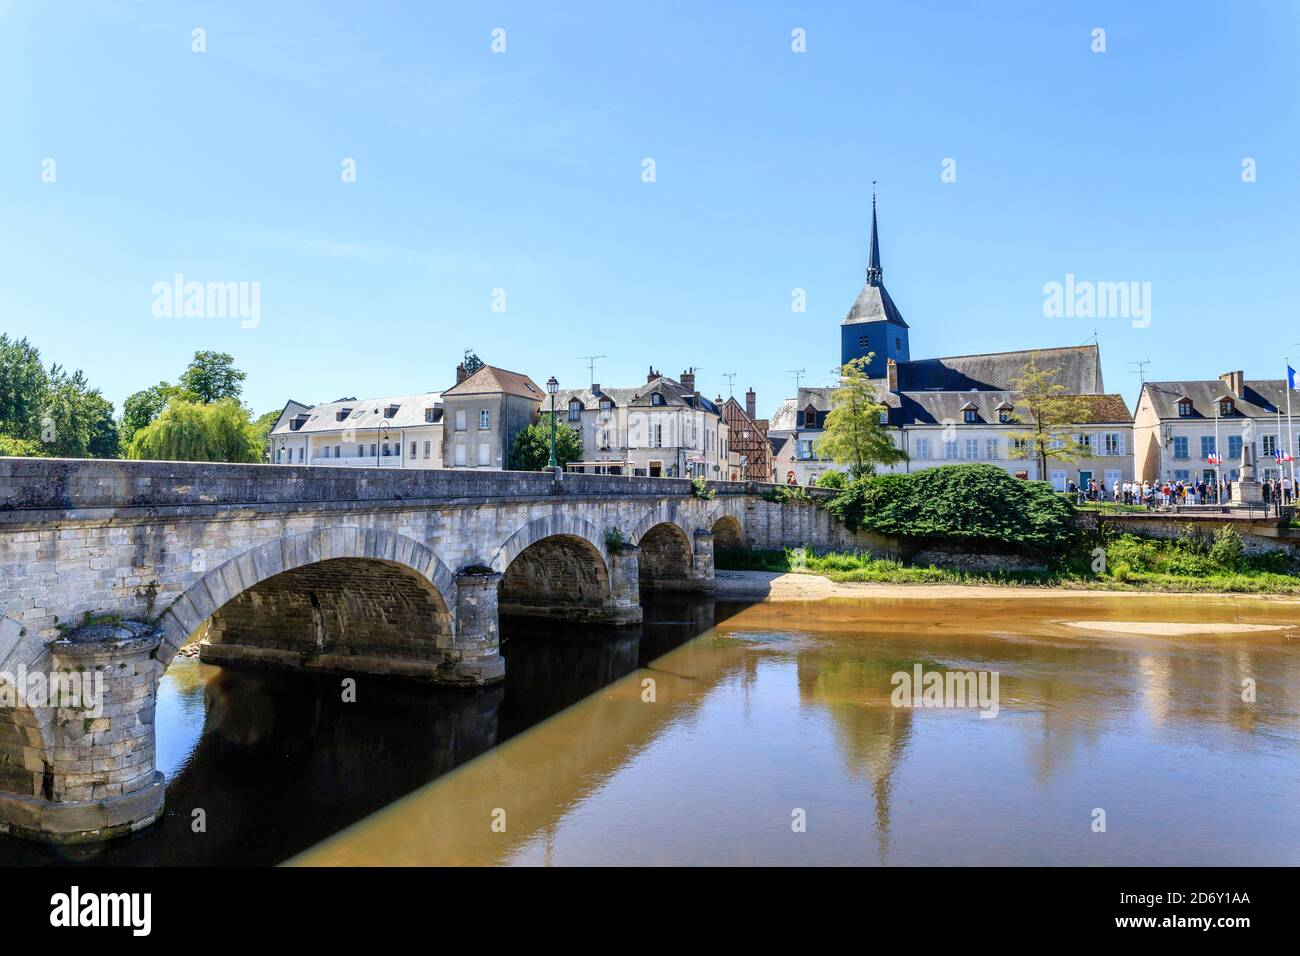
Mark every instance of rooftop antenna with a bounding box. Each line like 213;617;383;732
788;368;806;393
721;372;738;397
1128;359;1151;384
577;354;606;388
1081;329;1099;346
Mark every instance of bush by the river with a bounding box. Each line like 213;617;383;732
825;464;1078;554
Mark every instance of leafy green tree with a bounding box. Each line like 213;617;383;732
508;413;582;470
1006;358;1093;479
40;366;119;458
120;381;196;446
815;355;907;477
179;351;246;404
0;334;50;442
250;408;282;462
462;350;485;375
126;398;261;463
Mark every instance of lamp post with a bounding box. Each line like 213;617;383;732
376;421;391;470
547;376;559;472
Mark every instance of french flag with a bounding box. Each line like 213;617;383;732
1206;451;1222;465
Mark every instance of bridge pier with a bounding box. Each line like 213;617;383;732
443;569;506;685
0;625;165;845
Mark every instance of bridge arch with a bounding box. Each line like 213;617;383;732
156;528;457;671
705;500;747;550
0;615;55;802
493;515;620;622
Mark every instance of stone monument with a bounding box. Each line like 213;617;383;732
1232;441;1263;505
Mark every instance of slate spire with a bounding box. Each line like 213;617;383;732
866;184;882;286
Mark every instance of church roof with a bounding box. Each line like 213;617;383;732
897;344;1104;394
842;194;909;329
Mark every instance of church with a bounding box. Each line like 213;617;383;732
768;197;1134;491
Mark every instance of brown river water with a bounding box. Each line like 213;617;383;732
6;589;1300;866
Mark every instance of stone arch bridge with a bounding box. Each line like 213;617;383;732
0;459;857;844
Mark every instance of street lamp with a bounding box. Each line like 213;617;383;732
376;420;391;469
547;376;559;472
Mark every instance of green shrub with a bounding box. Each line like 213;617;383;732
690;477;716;500
1209;526;1245;571
826;464;1078;553
813;470;847;489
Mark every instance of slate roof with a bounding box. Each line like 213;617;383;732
841;197;908;328
767;398;798;433
270;392;444;436
896;344;1103;394
442;365;544;401
552;375;723;417
870;388;1131;428
1140;379;1289;419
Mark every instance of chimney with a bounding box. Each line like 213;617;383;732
886;357;899;392
591;383;600;395
1219;370;1244;396
456;362;468;385
745;388;756;420
647;365;658;383
680;368;695;393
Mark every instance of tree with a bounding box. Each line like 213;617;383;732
179;351;246;404
1006;358;1093;480
120;381;196;446
250;408;282;462
40;366;119;459
508;413;582;471
0;334;50;442
462;350;485;375
126;398;262;463
815;355;907;477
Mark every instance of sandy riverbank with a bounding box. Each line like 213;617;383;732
712;569;1300;605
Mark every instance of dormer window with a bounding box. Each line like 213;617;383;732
424;407;437;423
1177;400;1193;418
1219;398;1234;417
599;399;612;418
336;408;352;422
383;405;399;419
651;393;665;406
803;408;818;428
999;411;1010;424
568;399;582;421
878;409;889;425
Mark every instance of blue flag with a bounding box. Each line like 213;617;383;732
1290;365;1297;390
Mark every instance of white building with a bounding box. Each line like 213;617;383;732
269;392;445;468
1134;371;1297;483
552;368;730;478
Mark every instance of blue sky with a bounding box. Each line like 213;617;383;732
3;1;1299;419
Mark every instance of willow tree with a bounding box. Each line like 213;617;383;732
815;356;907;478
1006;357;1092;480
127;398;261;463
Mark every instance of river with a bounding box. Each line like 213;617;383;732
5;589;1299;866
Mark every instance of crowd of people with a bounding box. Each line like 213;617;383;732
1067;475;1295;509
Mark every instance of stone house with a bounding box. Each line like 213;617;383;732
439;364;544;470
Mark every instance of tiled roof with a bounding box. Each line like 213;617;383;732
442;365;544;400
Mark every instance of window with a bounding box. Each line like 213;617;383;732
1228;435;1243;461
599;400;612;418
454;410;466;431
410;442;417;458
1219;399;1234;417
1012;437;1028;456
964;439;979;460
1263;434;1278;456
652;393;665;406
652;424;663;448
370;444;377;457
944;440;959;460
424;408;436;423
1177;400;1193;417
914;437;930;459
568;400;582;421
963;409;977;424
986;439;1000;460
858;335;869;348
384;405;399;418
1104;432;1123;455
382;442;391;457
336;408;352;421
1200;436;1215;460
479;409;490;430
1172;436;1189;460
796;440;813;460
423;440;431;459
895;336;901;351
454;445;466;466
298;447;304;462
357;445;364;457
803;409;817;428
1078;433;1093;451
478;444;490;466
998;410;1011;424
878;410;889;425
